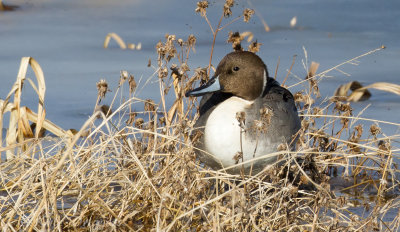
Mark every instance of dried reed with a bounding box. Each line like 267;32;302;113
104;33;127;50
334;81;400;102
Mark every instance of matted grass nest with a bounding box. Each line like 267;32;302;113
1;2;400;231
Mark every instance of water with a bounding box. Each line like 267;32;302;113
1;0;399;130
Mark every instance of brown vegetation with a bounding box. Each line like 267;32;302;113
0;1;399;231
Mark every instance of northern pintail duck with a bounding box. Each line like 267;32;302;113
186;51;301;175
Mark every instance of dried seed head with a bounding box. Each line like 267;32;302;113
340;117;349;127
223;0;234;17
147;58;151;67
187;34;196;49
225;0;234;7
177;38;184;46
119;70;129;87
170;64;181;79
306;77;320;98
251;120;266;133
195;1;208;17
156;41;164;52
301;119;309;131
317;133;329;151
370;124;381;136
194;67;209;85
260;107;273;124
227;31;243;51
233;151;243;164
135;118;144;129
159;67;168;79
126;112;137;125
156;35;178;62
334;101;352;117
120;70;129;80
294;91;304;103
166;34;176;42
235;111;246;127
378;140;390;156
96;79;109;99
354;124;363;139
156;40;166;61
223;5;232;18
277;143;288;151
243;8;254;22
166;48;177;62
180;63;190;73
227;31;242;44
159;117;166;126
248;40;262;53
128;74;137;93
144;99;156;112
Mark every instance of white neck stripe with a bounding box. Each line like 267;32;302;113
261;70;267;97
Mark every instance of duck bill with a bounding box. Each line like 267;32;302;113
185;76;221;97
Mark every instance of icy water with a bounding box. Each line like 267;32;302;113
1;0;399;221
1;0;399;131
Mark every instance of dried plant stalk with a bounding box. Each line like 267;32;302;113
104;32;127;49
361;82;400;95
247;0;270;32
0;57;73;161
334;81;400;102
2;57;46;159
24;107;72;137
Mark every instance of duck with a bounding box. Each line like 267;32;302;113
186;51;301;175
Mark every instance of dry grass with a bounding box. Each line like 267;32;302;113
0;0;18;11
1;1;399;231
104;33;127;50
104;33;142;51
334;80;400;102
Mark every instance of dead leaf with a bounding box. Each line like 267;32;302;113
333;81;400;102
334;81;371;102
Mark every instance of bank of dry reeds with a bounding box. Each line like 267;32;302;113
1;1;399;231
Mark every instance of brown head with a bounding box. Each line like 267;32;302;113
186;51;269;101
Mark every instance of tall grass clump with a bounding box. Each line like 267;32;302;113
0;1;399;231
0;0;17;11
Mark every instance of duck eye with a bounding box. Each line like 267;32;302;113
233;66;240;71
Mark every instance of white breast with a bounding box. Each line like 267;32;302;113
204;97;276;169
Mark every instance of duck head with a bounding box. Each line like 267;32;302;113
186;51;269;101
